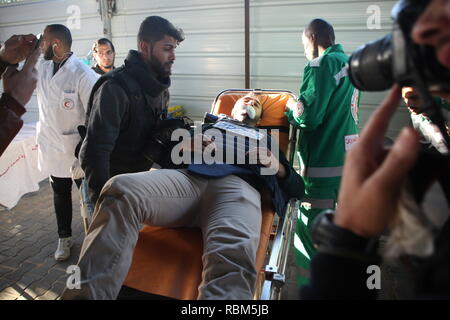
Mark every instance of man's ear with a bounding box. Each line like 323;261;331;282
138;40;150;59
53;39;61;48
310;33;318;47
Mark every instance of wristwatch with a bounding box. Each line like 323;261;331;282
311;210;380;262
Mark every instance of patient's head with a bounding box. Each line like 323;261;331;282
231;93;263;126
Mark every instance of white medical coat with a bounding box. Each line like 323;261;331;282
36;54;99;178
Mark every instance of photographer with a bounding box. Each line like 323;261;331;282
62;94;304;300
0;34;39;156
300;0;450;299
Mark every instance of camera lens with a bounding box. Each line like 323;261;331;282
349;35;394;91
204;112;219;124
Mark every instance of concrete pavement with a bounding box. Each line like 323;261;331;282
0;180;83;300
2;178;442;300
0;179;300;300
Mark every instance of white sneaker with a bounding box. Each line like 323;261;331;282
54;237;72;261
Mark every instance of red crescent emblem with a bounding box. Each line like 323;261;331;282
63;98;74;110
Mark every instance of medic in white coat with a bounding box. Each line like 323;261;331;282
36;51;99;177
35;24;99;262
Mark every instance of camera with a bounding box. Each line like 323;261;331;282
203;112;225;124
142;116;193;167
348;0;450;153
348;0;450;92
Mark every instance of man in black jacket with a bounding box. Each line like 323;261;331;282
79;16;183;206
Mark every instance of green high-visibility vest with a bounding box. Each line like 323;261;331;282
287;44;360;187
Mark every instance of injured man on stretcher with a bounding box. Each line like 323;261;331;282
61;93;304;300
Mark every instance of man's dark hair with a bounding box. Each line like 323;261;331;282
138;16;185;44
304;19;335;48
45;24;72;48
92;38;115;53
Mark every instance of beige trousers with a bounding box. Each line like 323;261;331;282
62;169;262;300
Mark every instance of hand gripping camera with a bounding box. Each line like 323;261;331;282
348;0;450;153
143;116;193;168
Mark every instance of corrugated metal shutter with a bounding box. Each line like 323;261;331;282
1;0;410;139
248;0;409;139
112;0;246;121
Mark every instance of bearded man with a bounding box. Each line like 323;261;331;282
36;24;98;261
79;16;183;206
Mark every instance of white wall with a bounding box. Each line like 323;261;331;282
112;0;246;121
0;0;410;139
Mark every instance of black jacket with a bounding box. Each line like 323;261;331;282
80;50;170;204
92;64;115;75
0;61;26;157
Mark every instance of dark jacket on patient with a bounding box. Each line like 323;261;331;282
187;122;305;215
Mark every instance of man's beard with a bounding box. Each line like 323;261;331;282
101;59;115;70
44;45;54;60
150;54;172;78
102;63;114;70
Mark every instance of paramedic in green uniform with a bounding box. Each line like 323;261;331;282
285;19;360;286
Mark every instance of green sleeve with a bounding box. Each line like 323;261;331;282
291;60;337;131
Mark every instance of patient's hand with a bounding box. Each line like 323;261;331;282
246;147;286;178
179;134;215;154
286;97;304;118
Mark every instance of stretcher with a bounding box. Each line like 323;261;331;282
119;89;300;300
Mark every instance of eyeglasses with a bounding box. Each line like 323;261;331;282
95;51;114;57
